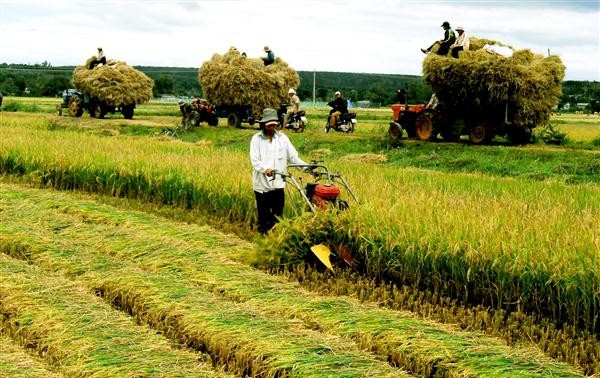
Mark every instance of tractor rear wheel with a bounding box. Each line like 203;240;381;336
469;120;492;144
68;96;83;117
227;113;241;127
415;112;436;140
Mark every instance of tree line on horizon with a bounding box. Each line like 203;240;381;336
0;62;598;110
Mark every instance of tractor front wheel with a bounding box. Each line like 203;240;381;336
388;122;403;140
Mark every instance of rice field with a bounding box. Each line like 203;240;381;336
0;100;599;376
0;182;585;377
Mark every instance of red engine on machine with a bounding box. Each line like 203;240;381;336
306;183;340;209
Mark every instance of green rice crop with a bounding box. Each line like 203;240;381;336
0;182;586;377
0;254;235;378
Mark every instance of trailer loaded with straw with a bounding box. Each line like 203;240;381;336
199;48;300;127
60;56;153;120
389;38;565;144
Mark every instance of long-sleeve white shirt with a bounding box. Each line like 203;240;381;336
454;32;470;50
250;130;307;193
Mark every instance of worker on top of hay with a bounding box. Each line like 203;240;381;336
282;88;301;130
450;26;470;58
261;46;275;66
89;47;107;69
250;108;308;234
421;21;456;56
328;91;349;127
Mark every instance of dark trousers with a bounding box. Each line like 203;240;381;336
254;189;285;234
427;41;453;56
451;46;464;58
89;57;107;69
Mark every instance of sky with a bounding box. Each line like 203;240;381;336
0;0;599;80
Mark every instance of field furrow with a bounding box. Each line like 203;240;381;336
0;182;586;377
0;254;237;378
0;334;64;378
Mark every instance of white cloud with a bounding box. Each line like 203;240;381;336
0;0;598;79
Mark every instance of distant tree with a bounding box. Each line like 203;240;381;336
41;76;70;97
153;75;174;96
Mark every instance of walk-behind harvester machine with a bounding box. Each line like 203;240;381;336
271;162;359;271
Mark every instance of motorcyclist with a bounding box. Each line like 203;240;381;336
327;91;348;127
283;88;300;130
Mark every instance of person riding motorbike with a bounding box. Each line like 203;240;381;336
328;91;348;127
283;88;300;130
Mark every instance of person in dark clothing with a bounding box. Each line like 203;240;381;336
421;21;456;56
327;91;348;127
261;46;275;66
396;89;407;106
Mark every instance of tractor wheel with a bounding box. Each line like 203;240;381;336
388;122;403;140
227;113;241;127
56;104;63;116
507;126;532;145
122;104;135;120
469;120;492;144
415;112;436;140
68;96;83;117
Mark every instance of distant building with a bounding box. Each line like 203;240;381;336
576;103;589;110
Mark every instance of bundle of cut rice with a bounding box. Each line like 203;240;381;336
199;48;300;118
72;56;154;107
422;38;565;128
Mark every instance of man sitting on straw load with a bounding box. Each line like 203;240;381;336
250;108;308;234
261;46;275;66
450;26;470;58
88;47;107;69
421;21;456;56
283;88;301;130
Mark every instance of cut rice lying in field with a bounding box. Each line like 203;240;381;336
199;48;300;118
423;37;565;128
72;56;153;107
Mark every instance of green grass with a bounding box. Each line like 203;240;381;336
0;182;586;377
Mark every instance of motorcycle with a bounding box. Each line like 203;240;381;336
325;112;357;133
278;104;307;132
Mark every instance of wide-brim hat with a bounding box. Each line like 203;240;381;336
456;26;464;31
259;108;279;124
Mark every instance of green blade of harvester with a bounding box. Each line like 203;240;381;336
310;244;333;271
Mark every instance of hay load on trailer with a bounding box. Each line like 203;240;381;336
66;56;154;119
389;38;565;144
199;48;300;127
420;37;565;143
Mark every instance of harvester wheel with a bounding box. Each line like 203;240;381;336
68;96;83;117
227;113;241;127
469;120;492;144
388;122;403;140
415;112;436;140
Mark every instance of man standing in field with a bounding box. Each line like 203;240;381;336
250;108;308;234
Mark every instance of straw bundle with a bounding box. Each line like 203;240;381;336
199;48;300;118
422;38;565;128
73;56;154;107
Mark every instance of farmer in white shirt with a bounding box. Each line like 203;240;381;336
451;26;470;58
250;108;308;234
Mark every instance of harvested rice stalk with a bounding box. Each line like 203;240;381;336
199;48;300;118
73;56;153;107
